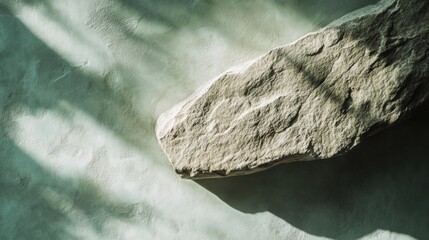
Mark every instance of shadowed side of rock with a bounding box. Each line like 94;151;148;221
156;0;429;179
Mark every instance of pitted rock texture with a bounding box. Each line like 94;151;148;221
156;0;429;179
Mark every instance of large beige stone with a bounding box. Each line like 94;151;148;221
156;0;429;179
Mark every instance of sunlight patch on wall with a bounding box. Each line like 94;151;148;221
6;102;305;239
13;5;114;77
9;102;153;181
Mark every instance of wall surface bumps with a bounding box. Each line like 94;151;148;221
1;0;427;239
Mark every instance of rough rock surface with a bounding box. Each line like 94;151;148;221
156;0;429;179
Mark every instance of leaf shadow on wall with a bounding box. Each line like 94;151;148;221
273;0;377;27
198;110;429;240
0;15;167;240
2;0;424;239
2;0;381;155
0;125;164;240
0;13;158;155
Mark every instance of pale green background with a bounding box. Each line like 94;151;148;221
0;0;427;239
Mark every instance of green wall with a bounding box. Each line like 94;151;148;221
1;1;427;239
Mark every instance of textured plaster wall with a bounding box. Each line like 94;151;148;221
0;0;427;239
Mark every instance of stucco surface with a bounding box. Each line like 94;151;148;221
0;0;427;239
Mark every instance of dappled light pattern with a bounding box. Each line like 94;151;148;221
2;0;425;240
0;15;270;240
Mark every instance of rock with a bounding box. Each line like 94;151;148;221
156;0;429;179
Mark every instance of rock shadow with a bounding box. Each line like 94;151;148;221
198;111;429;239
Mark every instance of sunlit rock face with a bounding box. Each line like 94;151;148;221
157;0;429;179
